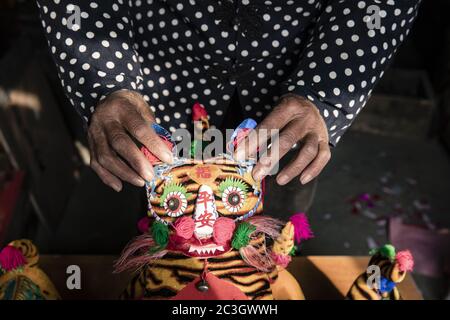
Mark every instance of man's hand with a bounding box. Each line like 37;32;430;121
235;94;331;185
88;90;173;192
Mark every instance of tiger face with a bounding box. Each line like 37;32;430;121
146;156;263;258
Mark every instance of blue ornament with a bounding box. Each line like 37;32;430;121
379;277;396;294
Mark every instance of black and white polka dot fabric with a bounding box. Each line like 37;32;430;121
37;0;421;145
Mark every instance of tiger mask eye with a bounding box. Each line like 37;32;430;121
160;183;191;217
218;178;248;213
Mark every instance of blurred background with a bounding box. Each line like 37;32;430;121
0;0;449;299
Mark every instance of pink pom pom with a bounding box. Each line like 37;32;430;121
290;213;314;244
137;216;151;234
270;252;292;268
173;216;195;240
213;217;236;245
396;250;414;272
0;245;27;272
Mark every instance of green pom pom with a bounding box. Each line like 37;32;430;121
151;220;169;249
370;244;396;260
379;244;396;260
232;222;256;250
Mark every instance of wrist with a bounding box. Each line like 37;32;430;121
97;89;154;117
104;89;146;106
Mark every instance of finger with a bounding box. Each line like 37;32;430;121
105;121;154;182
90;159;123;192
276;134;319;185
299;141;331;185
252;120;303;181
231;129;261;160
235;101;295;161
94;128;147;187
121;110;173;164
138;103;156;124
88;135;124;192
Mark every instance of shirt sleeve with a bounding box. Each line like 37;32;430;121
280;0;422;146
36;0;144;125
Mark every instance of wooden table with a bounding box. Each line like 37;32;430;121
39;255;422;300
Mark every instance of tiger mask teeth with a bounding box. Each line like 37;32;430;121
188;244;225;256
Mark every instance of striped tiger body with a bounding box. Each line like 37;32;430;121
346;253;406;300
121;235;278;300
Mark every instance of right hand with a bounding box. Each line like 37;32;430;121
87;90;173;192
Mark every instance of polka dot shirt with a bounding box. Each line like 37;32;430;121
37;0;421;145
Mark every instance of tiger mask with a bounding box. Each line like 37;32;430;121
114;118;313;300
146;155;264;259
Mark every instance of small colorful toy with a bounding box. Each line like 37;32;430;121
346;244;414;300
0;239;60;300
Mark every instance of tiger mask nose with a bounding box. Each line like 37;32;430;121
193;185;218;239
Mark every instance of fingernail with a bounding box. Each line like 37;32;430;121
143;169;153;182
253;168;265;181
135;178;146;187
260;157;271;166
234;148;245;161
300;174;312;185
111;183;122;192
277;175;289;185
162;151;174;164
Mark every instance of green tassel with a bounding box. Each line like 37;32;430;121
190;140;202;158
289;245;298;256
151;220;169;250
370;244;396;260
232;222;256;250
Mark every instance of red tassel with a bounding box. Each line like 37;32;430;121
192;102;208;121
0;245;27;272
270;252;292;268
290;213;314;244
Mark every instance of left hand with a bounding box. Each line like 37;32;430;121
234;94;331;185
